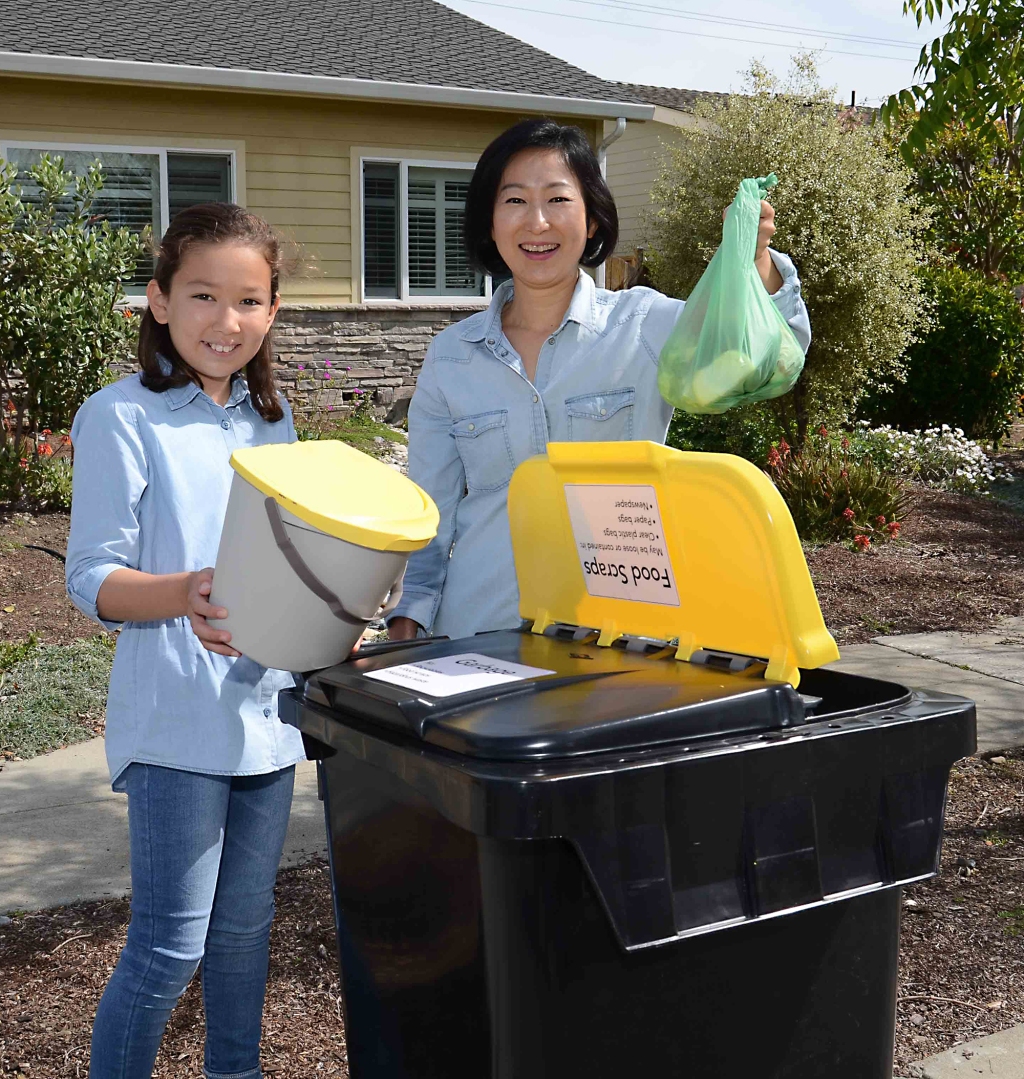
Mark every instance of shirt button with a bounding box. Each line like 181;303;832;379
600;408;607;416
220;419;230;430
486;338;495;346
548;336;556;345
467;423;475;431
263;707;272;717
532;394;539;403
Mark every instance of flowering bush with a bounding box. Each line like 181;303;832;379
848;423;1010;495
0;429;73;509
766;426;910;549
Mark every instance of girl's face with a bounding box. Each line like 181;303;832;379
147;241;279;397
491;148;597;289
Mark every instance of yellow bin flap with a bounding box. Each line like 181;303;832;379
230;441;439;553
508;441;838;688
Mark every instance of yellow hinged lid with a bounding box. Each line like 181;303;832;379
230;441;439;553
508;441;838;688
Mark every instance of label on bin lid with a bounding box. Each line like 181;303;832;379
229;441;439;553
564;484;680;607
364;653;556;698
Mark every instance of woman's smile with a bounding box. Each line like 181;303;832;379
520;242;560;260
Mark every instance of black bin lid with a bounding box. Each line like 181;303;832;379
304;629;891;761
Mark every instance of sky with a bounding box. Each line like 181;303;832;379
438;0;946;108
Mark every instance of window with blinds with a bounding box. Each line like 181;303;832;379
363;162;484;300
3;146;233;289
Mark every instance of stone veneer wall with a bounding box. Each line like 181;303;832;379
272;304;483;423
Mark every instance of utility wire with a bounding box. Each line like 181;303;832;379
553;0;923;50
449;0;922;61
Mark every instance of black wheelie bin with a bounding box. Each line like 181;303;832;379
280;442;976;1079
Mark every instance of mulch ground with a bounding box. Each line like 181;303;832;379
0;861;346;1079
808;485;1024;644
0;753;1021;1077
0;511;96;646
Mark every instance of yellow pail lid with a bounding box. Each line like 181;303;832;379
230;441;439;553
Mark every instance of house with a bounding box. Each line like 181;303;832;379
601;83;726;286
0;0;651;416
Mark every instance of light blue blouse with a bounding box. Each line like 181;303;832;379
393;254;811;639
66;373;306;789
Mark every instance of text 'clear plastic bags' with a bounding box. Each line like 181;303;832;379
657;174;806;415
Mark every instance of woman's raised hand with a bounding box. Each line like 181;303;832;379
186;568;241;657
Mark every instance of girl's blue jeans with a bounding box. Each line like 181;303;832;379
89;762;296;1079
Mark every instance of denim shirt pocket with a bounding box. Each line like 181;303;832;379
565;388;636;442
450;410;516;491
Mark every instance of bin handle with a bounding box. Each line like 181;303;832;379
265;497;371;628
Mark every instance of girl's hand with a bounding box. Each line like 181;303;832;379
187;568;241;657
388;616;422;641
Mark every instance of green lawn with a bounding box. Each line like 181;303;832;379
0;635;114;759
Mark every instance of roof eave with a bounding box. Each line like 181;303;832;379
0;51;655;121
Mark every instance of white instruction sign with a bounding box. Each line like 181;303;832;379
363;653;555;698
564;484;680;606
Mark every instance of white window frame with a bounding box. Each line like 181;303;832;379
356;152;491;306
0;138;238;239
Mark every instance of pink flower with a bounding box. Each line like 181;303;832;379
818;425;828;438
887;521;901;538
297;364;305;371
766;447;782;469
875;515;886;526
353;389;364;395
323;372;331;379
327;405;334;412
853;534;871;552
842;508;855;521
325;360;332;367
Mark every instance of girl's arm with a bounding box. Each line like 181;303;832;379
387;345;465;638
97;568;240;657
66;390;238;656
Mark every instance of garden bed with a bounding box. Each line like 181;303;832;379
1;753;1021;1077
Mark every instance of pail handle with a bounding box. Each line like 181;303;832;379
265;497;372;628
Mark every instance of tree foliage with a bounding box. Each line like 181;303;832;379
0;155;144;454
883;0;1023;164
645;56;932;443
901;117;1024;278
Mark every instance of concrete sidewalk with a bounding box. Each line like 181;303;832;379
902;1024;1024;1077
3;622;1024;916
0;740;326;913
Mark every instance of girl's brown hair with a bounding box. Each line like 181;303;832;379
138;203;284;422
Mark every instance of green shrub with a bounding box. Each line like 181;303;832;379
0;434;74;509
666;403;784;465
0;154;143;504
0;635;114;759
861;266;1024;442
766;428;911;548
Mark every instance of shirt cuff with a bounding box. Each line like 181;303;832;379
388;588;439;634
67;562;126;632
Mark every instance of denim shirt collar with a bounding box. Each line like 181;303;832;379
458;271;599;344
159;355;251;412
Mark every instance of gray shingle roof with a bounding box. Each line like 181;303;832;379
0;0;644;104
613;82;728;112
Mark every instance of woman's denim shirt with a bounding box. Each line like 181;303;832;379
393;252;811;639
66;373;306;788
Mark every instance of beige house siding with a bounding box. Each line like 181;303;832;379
604;108;691;255
0;74;601;304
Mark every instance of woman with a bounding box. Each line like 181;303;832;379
388;118;810;641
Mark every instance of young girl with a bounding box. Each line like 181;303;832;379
66;203;306;1079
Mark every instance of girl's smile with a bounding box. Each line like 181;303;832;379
146;242;279;405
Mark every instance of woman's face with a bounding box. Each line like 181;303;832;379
491;147;597;289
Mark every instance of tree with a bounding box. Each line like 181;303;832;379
902;117;1024;278
0;155;144;459
884;0;1024;280
883;0;1023;164
645;56;932;444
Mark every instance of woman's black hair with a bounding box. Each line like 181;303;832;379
138;202;284;423
464;118;619;276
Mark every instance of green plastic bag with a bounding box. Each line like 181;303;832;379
657;174;805;415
